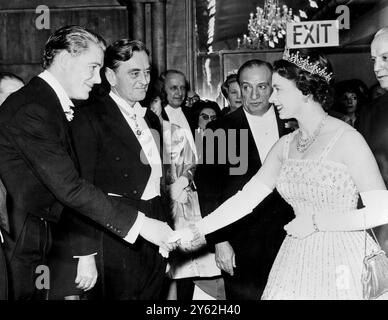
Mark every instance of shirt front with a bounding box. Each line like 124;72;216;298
244;105;279;163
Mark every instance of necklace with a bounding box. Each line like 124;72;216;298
296;112;328;153
128;113;143;137
118;105;143;137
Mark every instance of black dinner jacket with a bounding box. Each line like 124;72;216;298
0;77;139;249
70;92;166;211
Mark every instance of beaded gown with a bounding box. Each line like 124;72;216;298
261;128;385;300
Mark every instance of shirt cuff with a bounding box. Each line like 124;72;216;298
73;253;97;258
124;211;145;244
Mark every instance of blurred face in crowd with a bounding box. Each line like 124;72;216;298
60;43;104;100
150;96;162;117
186;90;200;107
227;81;242;111
371;33;388;90
198;107;217;130
107;50;151;107
270;72;306;120
165;73;186;108
341;92;358;113
240;65;272;116
0;77;24;105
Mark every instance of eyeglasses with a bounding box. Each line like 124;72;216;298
200;113;217;121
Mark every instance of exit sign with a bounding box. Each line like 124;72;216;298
286;20;339;49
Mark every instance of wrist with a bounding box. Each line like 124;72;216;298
313;213;324;232
311;214;319;232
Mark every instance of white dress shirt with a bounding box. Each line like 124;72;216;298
244;105;279;163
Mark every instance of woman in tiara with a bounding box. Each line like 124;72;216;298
172;49;388;300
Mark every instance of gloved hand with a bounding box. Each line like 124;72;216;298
140;217;177;253
284;213;316;239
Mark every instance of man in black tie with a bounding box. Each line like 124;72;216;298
0;26;174;300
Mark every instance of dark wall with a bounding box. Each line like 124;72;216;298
0;1;128;82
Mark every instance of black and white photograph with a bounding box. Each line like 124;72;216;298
0;0;388;313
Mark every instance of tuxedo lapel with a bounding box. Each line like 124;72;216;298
32;78;79;166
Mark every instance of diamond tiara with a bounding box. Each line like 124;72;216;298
282;48;333;83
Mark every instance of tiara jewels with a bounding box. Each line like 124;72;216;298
282;48;333;83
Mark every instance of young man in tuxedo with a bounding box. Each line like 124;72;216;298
0;26;174;300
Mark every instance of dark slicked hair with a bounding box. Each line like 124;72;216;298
237;59;273;85
43;25;106;69
104;39;149;71
0;72;24;85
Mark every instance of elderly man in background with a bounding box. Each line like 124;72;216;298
357;26;388;251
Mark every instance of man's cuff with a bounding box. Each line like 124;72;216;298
124;211;145;244
73;253;97;259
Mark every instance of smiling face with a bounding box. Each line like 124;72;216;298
269;72;306;119
108;50;151;106
165;73;186;108
371;34;388;90
240;65;272;116
61;43;104;100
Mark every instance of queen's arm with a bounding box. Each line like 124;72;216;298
195;135;286;236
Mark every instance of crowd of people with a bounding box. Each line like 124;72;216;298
0;24;388;300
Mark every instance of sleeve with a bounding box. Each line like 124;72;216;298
8;102;138;239
196;174;273;235
317;190;388;232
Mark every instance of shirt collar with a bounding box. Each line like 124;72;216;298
243;104;275;121
109;91;146;117
38;70;74;112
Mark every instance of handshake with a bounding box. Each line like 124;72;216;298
139;217;206;258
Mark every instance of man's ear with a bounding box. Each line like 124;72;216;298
105;67;116;87
56;50;72;70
